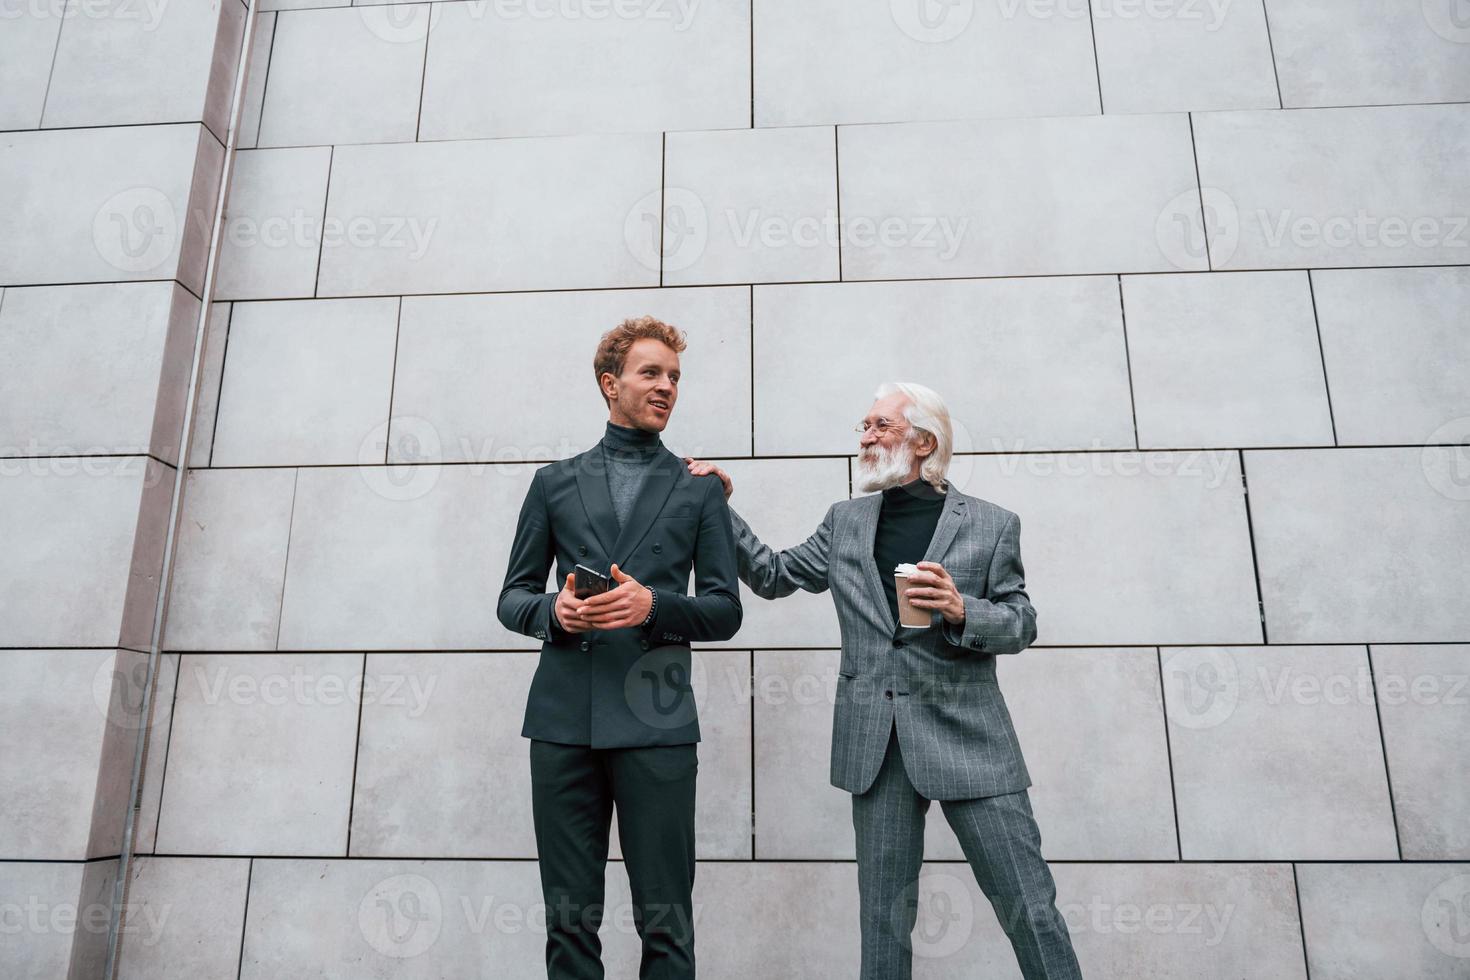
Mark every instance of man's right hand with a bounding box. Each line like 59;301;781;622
553;573;592;634
684;457;734;500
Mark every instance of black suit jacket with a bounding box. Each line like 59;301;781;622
497;442;743;748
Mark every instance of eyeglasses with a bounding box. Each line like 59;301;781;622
853;418;906;436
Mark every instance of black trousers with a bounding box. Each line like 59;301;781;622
529;738;698;980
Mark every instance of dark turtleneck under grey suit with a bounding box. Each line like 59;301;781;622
728;478;1082;980
498;421;742;980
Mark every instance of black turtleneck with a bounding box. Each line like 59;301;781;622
600;420;662;530
873;477;948;626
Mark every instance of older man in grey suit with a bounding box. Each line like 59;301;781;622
686;381;1082;979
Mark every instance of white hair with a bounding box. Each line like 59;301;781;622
873;381;953;492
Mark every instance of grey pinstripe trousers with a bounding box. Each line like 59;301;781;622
853;722;1083;980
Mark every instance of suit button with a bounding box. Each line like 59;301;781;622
640;640;650;650
892;638;904;648
579;641;590;652
578;546;588;556
652;543;662;554
884;690;893;700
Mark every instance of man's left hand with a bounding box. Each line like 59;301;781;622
578;563;654;630
903;561;966;625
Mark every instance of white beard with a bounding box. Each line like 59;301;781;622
854;440;917;493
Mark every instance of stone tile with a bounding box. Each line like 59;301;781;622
116;857;251;980
156;653;362;855
1246;447;1470;643
610;649;753;861
1372;645;1470;860
350;652;539;858
949;453;1260;646
716;457;848;649
0;123;211;288
0;650;118;859
1269;0;1470;108
1298;863;1470;979
0;281;199;466
0;458;168;650
235;12;276;149
1193;103;1470;270
1003;648;1177;860
752;649;967;862
1164;645;1397;860
838;114;1204;280
1091;0;1277;113
163;468;297;652
753;0;1098;127
0;0;64;130
392;287;750;464
215;146;332;301
659;127;838;286
187;302;231;465
316;134;662;296
44;0;245;137
1121;271;1333;448
240;859;585;977
256;4;427;147
0;862;90;979
1313;266;1470;446
752;278;1135;455
210;297;399;467
1054;862;1307;979
276;464;528;650
260;0;349;9
419;0;748;140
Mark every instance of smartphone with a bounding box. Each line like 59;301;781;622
573;563;611;600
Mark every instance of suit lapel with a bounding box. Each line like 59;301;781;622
856;494;897;634
922;493;966;564
610;447;681;570
574;447;619;559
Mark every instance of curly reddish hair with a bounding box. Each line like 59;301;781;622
592;316;687;405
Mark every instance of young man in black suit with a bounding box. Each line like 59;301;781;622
498;316;743;980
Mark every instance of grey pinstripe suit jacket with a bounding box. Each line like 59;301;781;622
731;485;1037;800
